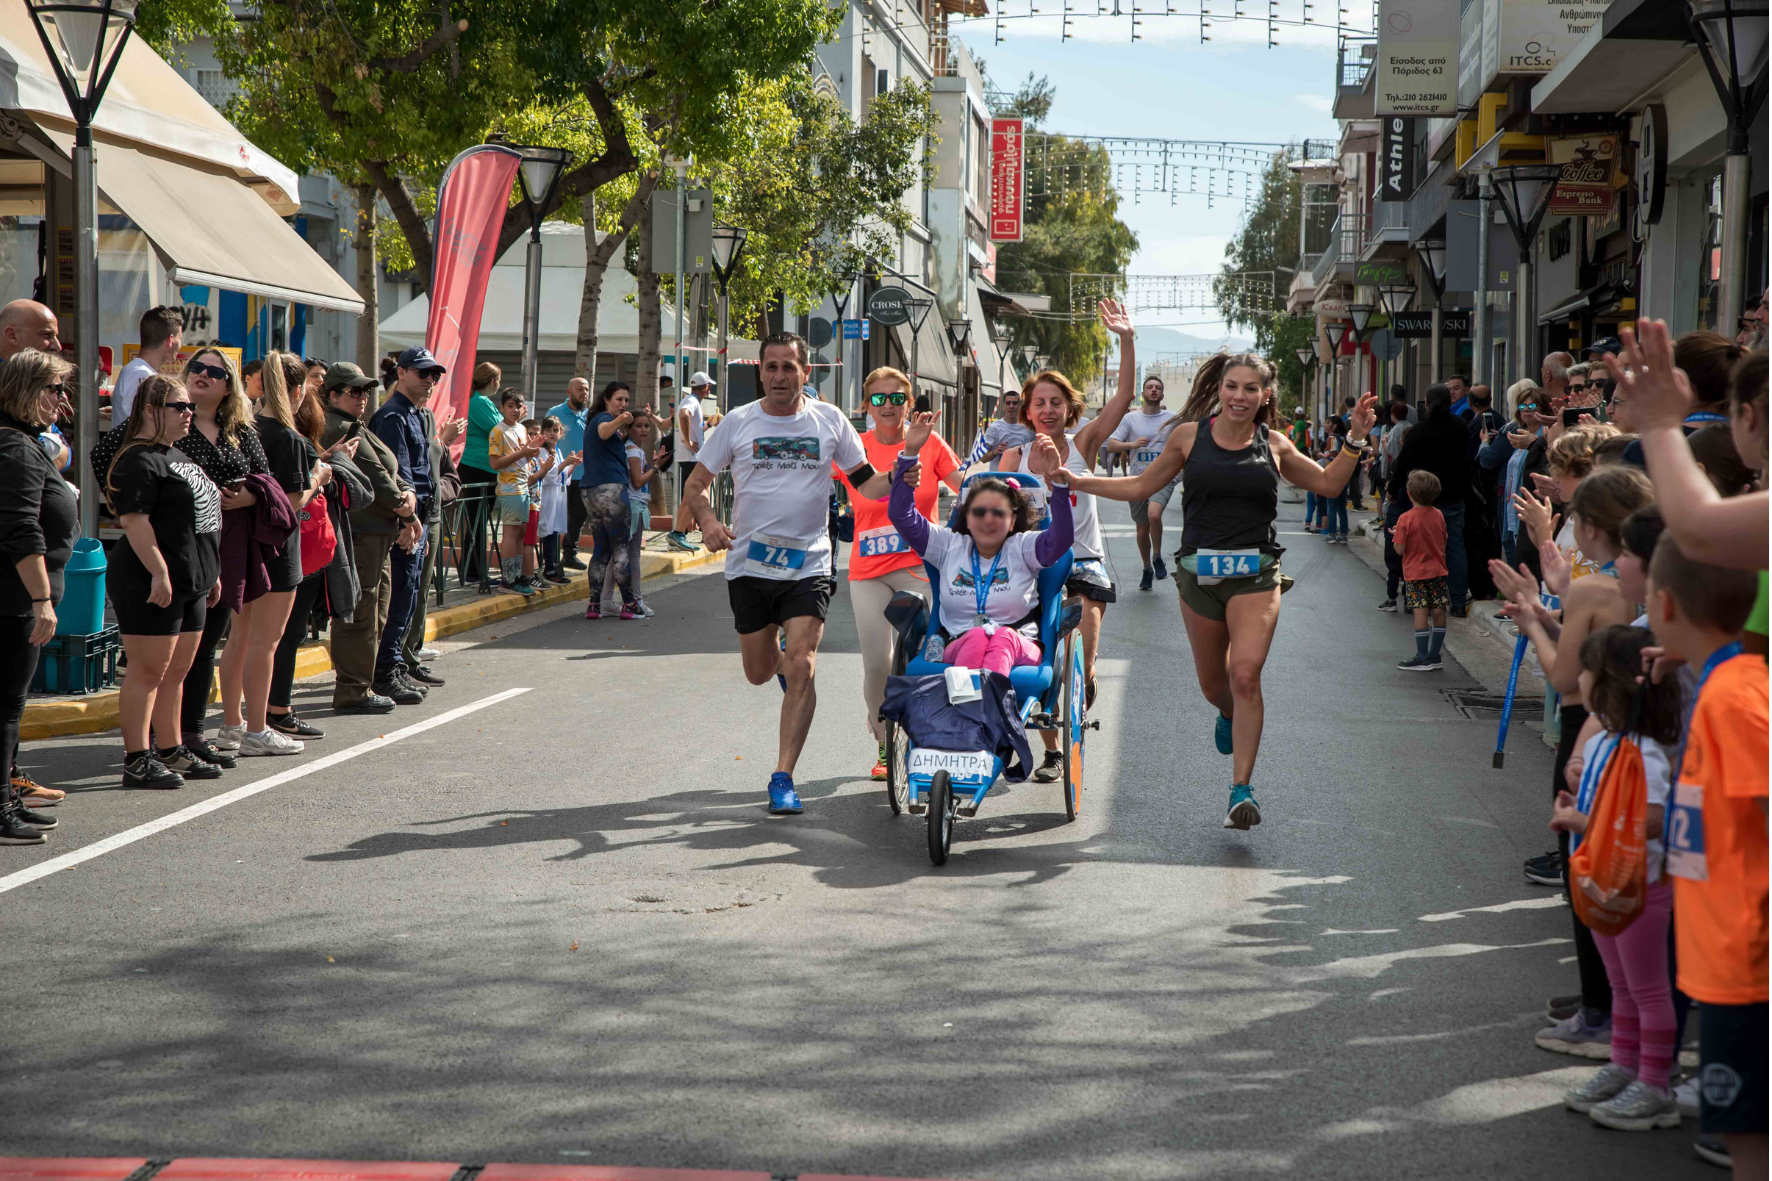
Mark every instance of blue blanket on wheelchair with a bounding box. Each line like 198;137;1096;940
878;671;1035;782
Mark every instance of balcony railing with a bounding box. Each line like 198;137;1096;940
1311;214;1368;287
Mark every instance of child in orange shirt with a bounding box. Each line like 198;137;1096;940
1646;535;1767;1178
1394;469;1449;672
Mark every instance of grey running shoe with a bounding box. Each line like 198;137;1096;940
1588;1079;1681;1131
1673;1075;1701;1117
213;724;245;752
1535;1012;1613;1058
1564;1063;1636;1113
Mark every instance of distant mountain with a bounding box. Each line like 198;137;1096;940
1126;326;1255;358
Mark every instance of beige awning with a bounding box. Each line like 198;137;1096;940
39;129;364;314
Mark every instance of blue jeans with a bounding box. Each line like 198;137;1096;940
1440;500;1468;610
1305;489;1318;525
1324;494;1348;536
377;532;428;679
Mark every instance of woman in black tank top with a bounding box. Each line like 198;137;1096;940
1052;352;1376;832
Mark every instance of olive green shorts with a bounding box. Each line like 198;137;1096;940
1172;561;1292;621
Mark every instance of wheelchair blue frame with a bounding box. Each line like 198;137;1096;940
883;472;1088;864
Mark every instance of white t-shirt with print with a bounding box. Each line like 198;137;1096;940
1111;409;1180;477
697;396;866;581
112;356;159;420
923;525;1046;636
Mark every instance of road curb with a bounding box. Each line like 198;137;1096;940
21;546;721;742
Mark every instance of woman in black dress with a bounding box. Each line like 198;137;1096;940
100;374;222;790
0;349;79;843
216;351;328;754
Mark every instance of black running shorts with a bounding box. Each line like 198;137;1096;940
727;575;837;635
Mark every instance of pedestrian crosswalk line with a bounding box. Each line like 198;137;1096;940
0;687;533;897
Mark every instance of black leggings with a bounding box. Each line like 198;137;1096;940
582;483;635;605
0;615;41;801
1553;702;1611;1014
458;463;497;582
269;572;328;712
180;601;232;737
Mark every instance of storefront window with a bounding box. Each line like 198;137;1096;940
1696;174;1723;333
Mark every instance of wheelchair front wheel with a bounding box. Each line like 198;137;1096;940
927;770;954;865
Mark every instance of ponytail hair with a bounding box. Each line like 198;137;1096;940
1178;352;1277;425
257;350;299;431
106;374;184;510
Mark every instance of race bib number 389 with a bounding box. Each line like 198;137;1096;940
856;526;908;558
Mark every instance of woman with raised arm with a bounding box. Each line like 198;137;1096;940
1052;351;1377;830
999;300;1140;783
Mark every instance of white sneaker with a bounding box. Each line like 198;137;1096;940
417;646;441;661
213;724;246;752
237;728;304;757
1673;1075;1701;1117
634;600;656;617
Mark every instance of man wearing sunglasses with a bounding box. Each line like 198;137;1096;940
112;306;185;422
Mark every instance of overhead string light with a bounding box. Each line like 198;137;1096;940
956;0;1375;43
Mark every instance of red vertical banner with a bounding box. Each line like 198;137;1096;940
425;144;522;453
990;117;1024;243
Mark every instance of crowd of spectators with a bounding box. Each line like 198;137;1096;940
0;298;694;834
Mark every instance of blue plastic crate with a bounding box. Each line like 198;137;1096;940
30;626;121;694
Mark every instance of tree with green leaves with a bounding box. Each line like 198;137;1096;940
985;73;1136;387
1214;150;1301;358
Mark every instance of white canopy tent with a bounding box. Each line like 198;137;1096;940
380;222;758;361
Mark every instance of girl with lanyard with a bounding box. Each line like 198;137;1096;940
841;367;962;780
998;300;1139;781
1493;465;1653;1056
886;432;1072;679
1051;352;1377;830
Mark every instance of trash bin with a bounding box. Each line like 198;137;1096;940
56;537;107;636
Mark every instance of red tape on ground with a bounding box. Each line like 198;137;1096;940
0;1161;148;1181
154;1162;461;1181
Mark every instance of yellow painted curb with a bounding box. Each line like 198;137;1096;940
21;545;722;742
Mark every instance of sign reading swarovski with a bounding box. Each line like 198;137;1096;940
1374;0;1458;116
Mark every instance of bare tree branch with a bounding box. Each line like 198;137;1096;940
368;16;469;74
491;74;646;259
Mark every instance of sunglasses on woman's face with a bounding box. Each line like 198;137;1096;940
186;361;230;381
869;391;909;406
968;505;1010;519
163;401;196;415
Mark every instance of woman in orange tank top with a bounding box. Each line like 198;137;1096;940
839;367;963;779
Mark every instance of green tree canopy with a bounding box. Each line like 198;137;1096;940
1214;150;1301;357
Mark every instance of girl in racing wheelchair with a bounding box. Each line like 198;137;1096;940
887;428;1074;678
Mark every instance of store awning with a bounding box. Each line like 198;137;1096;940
0;0;299;208
38;130;363;313
1531;0;1694;116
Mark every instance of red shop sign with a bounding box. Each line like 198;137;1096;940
990;117;1024;243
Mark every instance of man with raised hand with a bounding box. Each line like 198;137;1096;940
683;333;912;816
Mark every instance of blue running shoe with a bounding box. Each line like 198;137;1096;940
768;771;804;815
1223;784;1261;830
1153;555;1168;581
776;632;788;692
1214;712;1234;755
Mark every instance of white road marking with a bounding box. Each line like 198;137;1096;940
0;687;533;896
1417;896;1568;922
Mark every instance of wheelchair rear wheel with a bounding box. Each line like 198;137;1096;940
885;721;911;814
1059;630;1083;821
927;770;954;865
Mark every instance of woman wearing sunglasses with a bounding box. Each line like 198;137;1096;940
840;367;962;780
99;374;223;790
0;350;80;841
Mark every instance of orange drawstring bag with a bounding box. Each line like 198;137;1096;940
1568;732;1649;937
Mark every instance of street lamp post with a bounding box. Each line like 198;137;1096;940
1021;343;1038;381
1323;320;1349;422
1490;163;1564;385
709;224;748;415
1294;346;1314;419
1689;0;1769;331
25;0;138;539
1377;283;1415;398
905;296;933;403
512;143;570;413
1416;239;1448;387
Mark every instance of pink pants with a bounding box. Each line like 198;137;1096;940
944;625;1042;679
1592;879;1676;1090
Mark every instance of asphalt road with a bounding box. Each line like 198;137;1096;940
4;502;1710;1180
